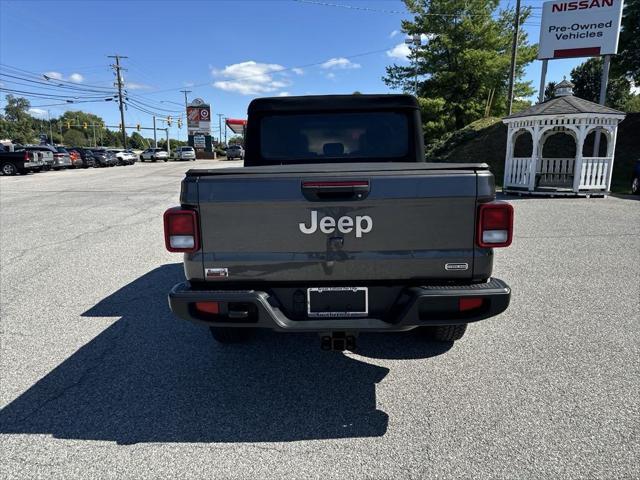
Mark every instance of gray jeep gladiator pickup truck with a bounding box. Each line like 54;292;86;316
166;94;512;350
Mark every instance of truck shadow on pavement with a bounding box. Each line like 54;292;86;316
0;263;450;445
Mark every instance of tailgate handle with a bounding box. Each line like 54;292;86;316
302;180;370;201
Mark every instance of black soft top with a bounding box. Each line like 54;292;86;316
248;94;419;114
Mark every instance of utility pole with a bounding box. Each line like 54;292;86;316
165;128;170;155
180;90;191;142
217;113;224;145
223;117;227;145
153;115;157;148
47;110;54;144
180;89;191;110
507;0;521;115
92;123;96;147
108;54;128;148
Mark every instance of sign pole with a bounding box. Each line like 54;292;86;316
592;54;611;157
538;59;548;104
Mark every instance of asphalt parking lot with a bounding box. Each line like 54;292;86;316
0;161;638;479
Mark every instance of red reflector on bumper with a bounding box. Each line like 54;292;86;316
195;301;219;314
459;297;484;312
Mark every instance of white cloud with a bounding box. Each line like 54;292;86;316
390;30;399;38
292;67;304;75
69;73;84;83
28;108;47;117
183;82;195;87
387;34;435;61
326;72;336;80
43;71;85;83
212;61;291;95
44;71;63;80
126;82;151;90
278;91;291;97
386;43;411;61
320;57;361;70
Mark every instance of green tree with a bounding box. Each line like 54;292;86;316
228;135;244;146
544;81;557;101
612;0;639;84
570;58;632;110
384;0;537;143
63;128;87;146
0;95;36;143
129;131;147;149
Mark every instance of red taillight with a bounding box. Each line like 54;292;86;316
195;301;219;315
24;151;29;161
477;201;513;248
163;207;199;253
459;297;484;312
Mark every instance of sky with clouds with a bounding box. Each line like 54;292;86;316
0;0;583;140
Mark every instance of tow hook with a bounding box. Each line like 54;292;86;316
320;332;356;351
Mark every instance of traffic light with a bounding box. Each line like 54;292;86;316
66;121;71;129
177;119;182;129
137;124;141;131
83;122;88;129
167;116;172;126
119;123;122;130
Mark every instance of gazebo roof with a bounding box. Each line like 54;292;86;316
504;95;624;120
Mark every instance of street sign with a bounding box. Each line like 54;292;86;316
193;135;206;149
187;99;211;135
538;0;624;59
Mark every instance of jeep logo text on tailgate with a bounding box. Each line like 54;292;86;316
299;211;372;238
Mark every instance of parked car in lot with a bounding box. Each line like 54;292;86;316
19;145;55;170
226;144;244;160
140;148;169;162
90;148;118;167
52;147;73;170
631;159;640;195
66;148;83;168
107;148;137;165
70;147;97;168
171;146;196;161
0;144;43;175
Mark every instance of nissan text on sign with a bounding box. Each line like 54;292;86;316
538;0;624;59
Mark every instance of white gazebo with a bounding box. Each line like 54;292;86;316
502;80;625;196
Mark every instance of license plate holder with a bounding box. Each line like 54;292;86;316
307;287;368;318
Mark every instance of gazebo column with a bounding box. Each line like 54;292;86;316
572;125;587;192
527;125;540;192
605;126;618;191
503;125;513;188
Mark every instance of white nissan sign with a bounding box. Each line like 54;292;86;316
538;0;624;60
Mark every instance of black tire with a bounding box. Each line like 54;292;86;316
429;324;468;342
1;162;18;176
209;327;252;344
152;158;157;162
632;177;640;195
163;159;168;162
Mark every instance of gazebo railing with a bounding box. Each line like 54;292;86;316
504;157;533;187
537;158;574;188
579;157;611;190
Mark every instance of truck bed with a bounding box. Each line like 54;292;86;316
180;162;495;285
185;162;490;177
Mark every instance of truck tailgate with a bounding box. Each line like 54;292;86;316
190;164;487;283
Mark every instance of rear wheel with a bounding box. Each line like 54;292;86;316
1;162;18;175
427;324;468;342
209;327;252;344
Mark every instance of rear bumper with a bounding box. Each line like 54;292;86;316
168;278;511;332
